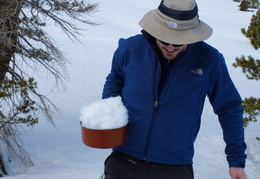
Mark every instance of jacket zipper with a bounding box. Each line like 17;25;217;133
140;34;188;161
143;100;160;160
154;100;160;114
142;59;180;161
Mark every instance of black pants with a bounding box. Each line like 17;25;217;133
104;150;194;179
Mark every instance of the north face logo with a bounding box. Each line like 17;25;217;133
191;68;203;75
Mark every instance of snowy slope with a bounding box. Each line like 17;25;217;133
4;0;260;178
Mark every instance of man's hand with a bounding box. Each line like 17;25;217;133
229;167;247;179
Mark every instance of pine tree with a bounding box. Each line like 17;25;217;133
250;0;260;9
0;0;98;175
241;10;260;49
239;0;250;11
233;9;260;140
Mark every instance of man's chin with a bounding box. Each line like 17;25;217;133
164;55;176;61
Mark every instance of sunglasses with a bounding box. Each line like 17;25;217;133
158;40;184;47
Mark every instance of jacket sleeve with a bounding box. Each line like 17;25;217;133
207;54;247;168
102;40;125;99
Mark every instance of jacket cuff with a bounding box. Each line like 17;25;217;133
228;161;245;168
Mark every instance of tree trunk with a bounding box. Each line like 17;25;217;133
0;153;7;176
0;0;20;81
0;0;21;175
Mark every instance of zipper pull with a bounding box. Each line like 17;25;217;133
154;100;160;114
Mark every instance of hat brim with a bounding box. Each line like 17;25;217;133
139;9;213;45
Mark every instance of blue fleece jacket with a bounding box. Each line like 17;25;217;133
102;34;247;168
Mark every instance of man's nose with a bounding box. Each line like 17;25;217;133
166;45;175;52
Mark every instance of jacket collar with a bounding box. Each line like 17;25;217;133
141;30;161;58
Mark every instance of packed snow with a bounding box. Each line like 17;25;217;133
80;96;128;129
3;0;260;178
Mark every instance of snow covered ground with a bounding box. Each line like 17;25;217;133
4;0;260;178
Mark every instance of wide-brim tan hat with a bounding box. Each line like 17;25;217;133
139;0;213;45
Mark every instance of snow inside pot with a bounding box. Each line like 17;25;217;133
80;96;128;149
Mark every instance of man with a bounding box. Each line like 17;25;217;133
102;0;247;178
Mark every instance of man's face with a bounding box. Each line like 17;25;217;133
156;39;188;61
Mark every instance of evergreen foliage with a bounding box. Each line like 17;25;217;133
241;10;260;49
233;9;260;140
249;0;260;9
242;97;260;127
233;55;260;80
239;0;250;11
238;0;260;10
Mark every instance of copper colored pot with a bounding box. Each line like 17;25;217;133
81;126;127;149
